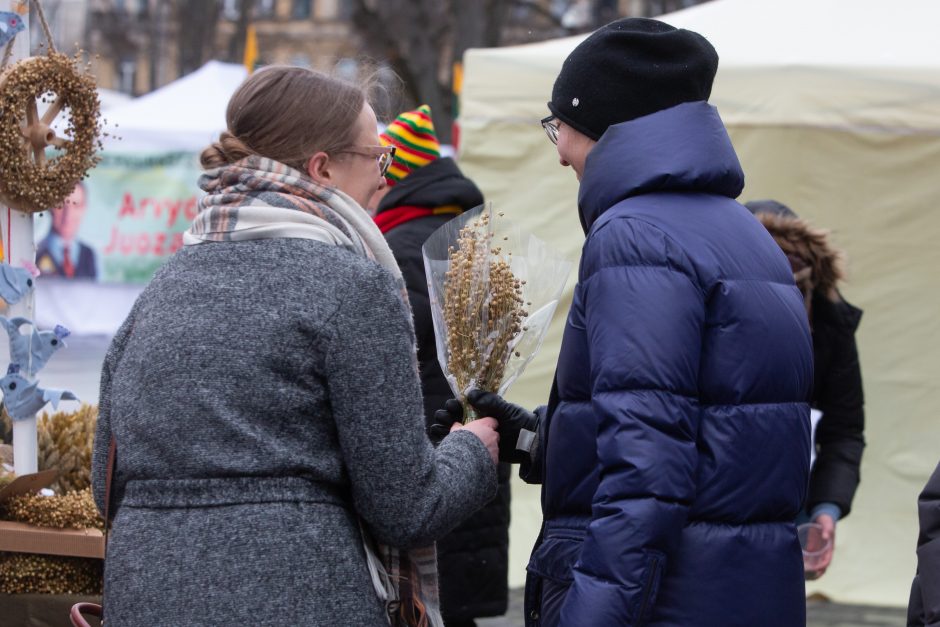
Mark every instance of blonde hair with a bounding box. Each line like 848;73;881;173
200;65;366;171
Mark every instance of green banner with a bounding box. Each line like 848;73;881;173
34;151;203;284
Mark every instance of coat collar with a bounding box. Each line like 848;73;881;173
376;157;483;214
577;101;745;233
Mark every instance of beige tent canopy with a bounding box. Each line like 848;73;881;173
458;0;940;605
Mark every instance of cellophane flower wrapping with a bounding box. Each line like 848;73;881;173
422;203;572;422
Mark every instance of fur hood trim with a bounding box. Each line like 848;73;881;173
756;212;846;302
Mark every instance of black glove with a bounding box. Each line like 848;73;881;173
429;399;464;444
467;389;539;464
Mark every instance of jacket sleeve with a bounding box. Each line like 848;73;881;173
324;264;497;549
809;310;865;517
559;218;703;626
91;299;141;517
909;461;940;627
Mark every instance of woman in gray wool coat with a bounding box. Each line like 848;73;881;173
90;66;499;627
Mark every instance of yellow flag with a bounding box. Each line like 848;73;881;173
243;25;259;74
452;61;463;95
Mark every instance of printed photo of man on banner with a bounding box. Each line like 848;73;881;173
34;152;203;284
37;183;98;280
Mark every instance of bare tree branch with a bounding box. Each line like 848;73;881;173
228;0;256;63
510;0;565;27
351;0;452;139
350;0;532;143
176;0;222;77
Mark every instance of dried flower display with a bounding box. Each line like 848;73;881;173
0;552;102;594
0;487;104;594
0;0;105;598
2;487;102;531
441;210;527;403
423;204;572;420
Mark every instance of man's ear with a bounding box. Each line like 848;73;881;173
306;152;333;184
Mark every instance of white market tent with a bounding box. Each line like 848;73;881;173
458;0;940;605
101;60;248;152
97;88;133;111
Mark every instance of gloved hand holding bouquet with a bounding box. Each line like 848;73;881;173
422;204;571;459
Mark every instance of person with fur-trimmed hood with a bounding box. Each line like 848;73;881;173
370;105;511;627
747;199;866;580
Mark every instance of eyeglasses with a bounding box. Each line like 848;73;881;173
336;145;396;177
541;115;559;145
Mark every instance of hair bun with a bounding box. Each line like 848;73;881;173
199;131;255;169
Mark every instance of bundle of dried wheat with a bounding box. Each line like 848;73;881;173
37;403;98;493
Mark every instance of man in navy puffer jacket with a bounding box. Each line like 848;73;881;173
439;17;814;627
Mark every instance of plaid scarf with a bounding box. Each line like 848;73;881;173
186;156;443;627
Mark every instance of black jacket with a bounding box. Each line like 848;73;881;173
909;462;940;626
756;212;866;518
808;291;866;517
378;157;511;620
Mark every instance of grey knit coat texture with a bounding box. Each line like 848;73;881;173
91;238;497;626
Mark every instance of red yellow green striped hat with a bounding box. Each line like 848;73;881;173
379;104;441;186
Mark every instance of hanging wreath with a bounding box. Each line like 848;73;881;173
0;51;102;214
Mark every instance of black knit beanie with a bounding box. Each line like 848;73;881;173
548;17;719;141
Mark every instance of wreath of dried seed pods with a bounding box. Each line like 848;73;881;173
0;52;102;213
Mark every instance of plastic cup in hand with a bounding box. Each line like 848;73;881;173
798;522;832;573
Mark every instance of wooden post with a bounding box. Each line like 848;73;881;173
1;0;38;477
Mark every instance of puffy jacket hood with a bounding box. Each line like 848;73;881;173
577;100;744;233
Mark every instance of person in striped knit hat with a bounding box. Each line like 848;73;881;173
382;103;441;186
371;105;511;627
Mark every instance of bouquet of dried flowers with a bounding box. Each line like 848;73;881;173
423;204;571;421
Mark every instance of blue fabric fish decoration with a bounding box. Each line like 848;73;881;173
1;364;78;421
0;317;70;377
0;265;34;305
0;11;25;48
